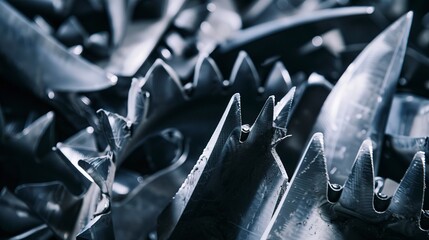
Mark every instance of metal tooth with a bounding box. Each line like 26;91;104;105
228;51;261;94
78;153;115;195
0;1;116;94
248;95;275;139
141;59;188;114
126;78;149;126
274;87;296;130
338;139;378;218
312;12;413;185
265;62;293;97
97;109;131;158
158;94;242;239
276;75;332;172
192;55;224;97
75;153;116;240
159;93;293;240
387;152;425;237
262;132;328;240
13;111;55;157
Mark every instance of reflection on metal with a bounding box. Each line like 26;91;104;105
263;133;427;239
312;12;412;185
159;90;294;239
2;1;429;239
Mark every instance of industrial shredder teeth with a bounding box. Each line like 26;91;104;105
262;133;427;239
158;88;295;240
107;52;295;240
3;1;429;239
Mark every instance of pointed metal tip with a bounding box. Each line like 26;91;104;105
274;87;296;129
387;10;413;42
193;55;223;96
265;61;293;97
359;139;374;156
251;96;275;133
312;132;324;145
146;58;180;81
389;151;425;218
339;139;375;214
229;51;260;87
231;92;241;103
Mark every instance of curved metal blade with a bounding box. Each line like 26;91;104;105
0;1;116;93
312;12;413;185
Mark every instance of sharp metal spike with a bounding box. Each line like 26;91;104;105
61;127;98;152
13;112;55;156
312;12;413;185
388;152;425;225
192;55;223;97
229;51;261;93
0;1;116;94
248;96;275;140
339;139;378;218
97;110;131;158
126;78;149;126
263;133;329;240
158;94;242;239
265;62;293;97
274;87;296;130
78;153;115;195
141;59;187;114
162;94;288;239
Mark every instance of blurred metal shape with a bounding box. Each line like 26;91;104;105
7;0;75;17
212;6;379;79
158;90;295;239
0;188;47;238
0;112;89;194
312;12;412;185
385;93;429;161
111;128;188;240
15;151;116;240
101;0;186;76
263;133;427;239
0;0;117;94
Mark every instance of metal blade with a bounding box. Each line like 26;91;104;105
312;12;413;185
